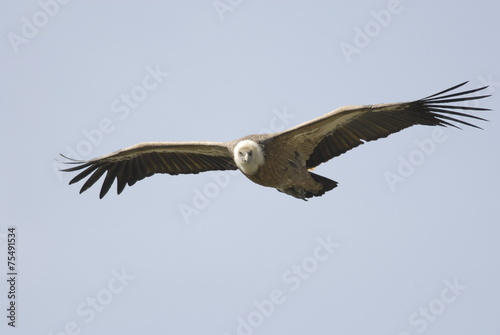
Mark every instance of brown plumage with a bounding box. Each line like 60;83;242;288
62;82;490;200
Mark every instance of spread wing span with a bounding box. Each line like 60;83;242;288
61;142;236;198
61;82;490;199
274;82;490;168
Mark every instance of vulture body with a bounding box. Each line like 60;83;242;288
62;82;490;200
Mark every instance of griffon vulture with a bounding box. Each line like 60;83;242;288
62;82;490;200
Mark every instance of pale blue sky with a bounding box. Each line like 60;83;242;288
1;1;499;334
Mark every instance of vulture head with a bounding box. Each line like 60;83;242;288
233;140;265;175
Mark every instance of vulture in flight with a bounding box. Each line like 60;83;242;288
62;82;490;200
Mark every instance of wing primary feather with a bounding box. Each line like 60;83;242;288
424;86;489;102
68;165;98;185
100;165;118;199
422;81;469;99
425;107;489;121
80;166;108;194
424;104;490;112
425;108;484;129
128;159;141;186
59;154;86;164
425;94;491;105
61;161;92;173
117;162;130;194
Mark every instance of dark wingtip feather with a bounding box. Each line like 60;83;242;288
59;154;93;173
78;166;107;194
418;81;491;129
67;165;98;185
99;168;118;199
422;81;468;99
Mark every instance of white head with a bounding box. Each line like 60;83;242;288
233;140;265;175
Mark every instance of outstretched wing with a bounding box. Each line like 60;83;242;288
62;142;237;198
274;82;490;168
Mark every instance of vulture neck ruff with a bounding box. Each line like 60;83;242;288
233;140;264;175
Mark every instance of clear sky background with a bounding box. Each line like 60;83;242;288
1;1;499;334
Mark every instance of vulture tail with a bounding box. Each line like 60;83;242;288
309;172;338;197
278;173;339;201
